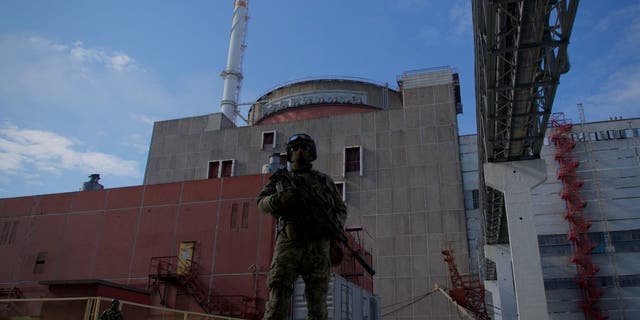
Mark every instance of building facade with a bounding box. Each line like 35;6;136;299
143;67;471;319
468;117;640;319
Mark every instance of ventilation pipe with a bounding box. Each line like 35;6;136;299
220;0;249;123
262;153;284;173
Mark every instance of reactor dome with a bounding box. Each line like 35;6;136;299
248;78;402;125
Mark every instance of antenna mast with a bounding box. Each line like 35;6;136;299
220;0;249;123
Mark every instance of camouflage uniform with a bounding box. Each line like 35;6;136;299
99;300;123;320
258;135;347;320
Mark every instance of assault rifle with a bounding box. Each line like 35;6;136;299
270;169;376;276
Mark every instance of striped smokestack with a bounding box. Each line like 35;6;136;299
220;0;249;123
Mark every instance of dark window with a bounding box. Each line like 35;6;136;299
262;131;275;149
221;160;234;177
472;189;480;209
230;203;238;229
241;202;249;228
208;161;220;179
345;147;361;173
34;252;47;274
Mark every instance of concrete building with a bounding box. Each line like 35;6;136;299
143;67;471;319
468;117;640;319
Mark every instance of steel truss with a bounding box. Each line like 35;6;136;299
472;0;580;279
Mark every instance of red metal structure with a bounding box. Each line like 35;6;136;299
441;249;490;320
148;256;261;319
550;113;606;320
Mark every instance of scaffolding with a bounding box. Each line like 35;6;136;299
442;249;490;320
550;113;606;320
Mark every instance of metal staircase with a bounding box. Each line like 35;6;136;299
148;256;260;319
550;113;606;320
0;286;24;317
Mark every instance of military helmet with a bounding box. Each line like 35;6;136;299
286;133;317;162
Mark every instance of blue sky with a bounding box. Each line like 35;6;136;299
0;1;638;198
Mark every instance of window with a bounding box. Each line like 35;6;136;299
588;132;597;141
472;189;480;209
209;159;235;178
464;190;480;209
344;146;362;175
596;131;609;141
34;252;47;274
208;161;220;179
262;131;276;149
608;130;621;139
623;129;635;138
577;132;586;141
335;181;346;201
220;160;234;177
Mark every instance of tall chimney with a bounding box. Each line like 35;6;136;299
220;0;249;123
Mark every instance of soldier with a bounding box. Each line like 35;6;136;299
258;133;347;320
81;173;104;191
99;299;123;320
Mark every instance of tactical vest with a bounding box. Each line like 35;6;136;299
282;170;336;240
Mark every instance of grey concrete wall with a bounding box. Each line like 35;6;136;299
143;72;469;320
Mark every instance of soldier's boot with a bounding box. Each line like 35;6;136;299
263;286;292;320
304;280;328;320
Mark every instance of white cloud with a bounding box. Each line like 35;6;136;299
0;123;141;178
574;3;640;121
449;1;472;36
0;34;220;196
583;64;640;120
110;53;134;72
69;40;136;72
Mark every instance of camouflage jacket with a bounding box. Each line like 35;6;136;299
99;309;123;320
257;168;347;239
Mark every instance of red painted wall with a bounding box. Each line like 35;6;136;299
0;173;374;315
0;174;275;313
256;104;377;125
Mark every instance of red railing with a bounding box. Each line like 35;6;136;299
550;113;606;320
442;249;490;320
148;256;261;319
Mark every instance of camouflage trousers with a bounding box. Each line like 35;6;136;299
263;231;331;320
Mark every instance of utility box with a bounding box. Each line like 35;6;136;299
290;273;380;320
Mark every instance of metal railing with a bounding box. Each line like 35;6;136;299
148;256;261;319
0;296;244;320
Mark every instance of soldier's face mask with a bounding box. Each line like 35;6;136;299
290;145;313;164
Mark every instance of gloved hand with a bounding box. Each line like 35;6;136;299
277;191;295;209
